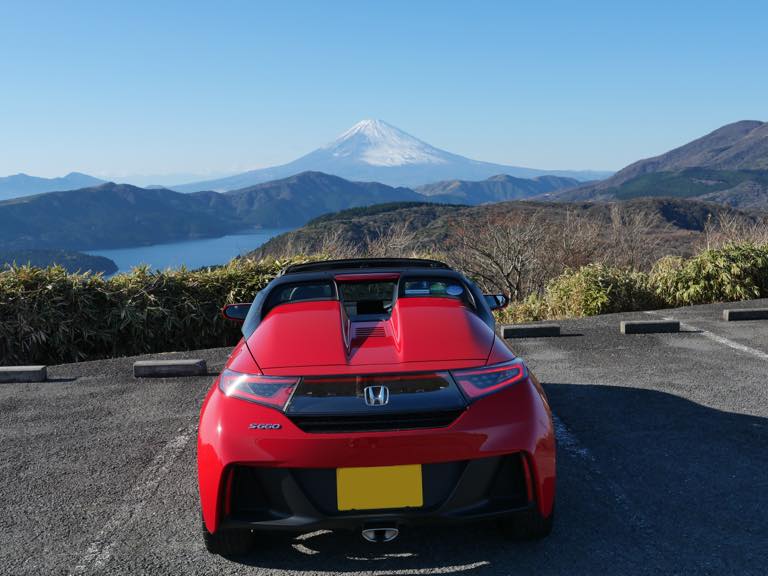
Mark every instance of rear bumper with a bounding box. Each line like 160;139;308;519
220;454;535;532
198;376;556;533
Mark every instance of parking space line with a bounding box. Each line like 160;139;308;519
553;415;653;534
645;311;768;361
553;415;594;461
69;425;194;575
356;562;491;574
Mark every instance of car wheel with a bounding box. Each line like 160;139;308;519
201;517;254;556
499;508;554;540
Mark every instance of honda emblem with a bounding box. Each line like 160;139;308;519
363;385;390;406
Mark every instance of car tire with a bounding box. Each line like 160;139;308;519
499;508;554;540
201;517;254;556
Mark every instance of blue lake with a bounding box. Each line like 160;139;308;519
86;230;289;275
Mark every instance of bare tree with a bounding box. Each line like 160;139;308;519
364;219;419;258
263;225;361;259
447;210;546;300
702;211;768;249
315;226;361;259
537;209;602;284
602;204;670;270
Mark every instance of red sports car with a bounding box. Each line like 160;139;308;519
198;258;556;555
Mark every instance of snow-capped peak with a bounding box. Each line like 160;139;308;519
322;119;450;167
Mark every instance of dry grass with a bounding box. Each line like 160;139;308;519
0;258;306;365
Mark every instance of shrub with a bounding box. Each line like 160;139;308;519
494;294;548;324
0;257;308;365
652;243;768;306
542;264;659;318
492;243;768;325
492;264;660;324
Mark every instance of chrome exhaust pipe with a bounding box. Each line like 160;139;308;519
361;526;399;543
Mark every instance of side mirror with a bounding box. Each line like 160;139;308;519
484;294;509;310
221;303;251;323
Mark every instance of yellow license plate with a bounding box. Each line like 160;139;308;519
336;464;423;511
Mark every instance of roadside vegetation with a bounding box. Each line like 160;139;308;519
269;205;768;324
457;209;768;322
1;209;767;365
0;259;304;364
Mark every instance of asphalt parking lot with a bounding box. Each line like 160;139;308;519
2;299;767;576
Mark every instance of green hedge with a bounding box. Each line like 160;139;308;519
651;243;768;306
497;243;768;323
0;258;304;365
495;265;659;323
543;264;660;318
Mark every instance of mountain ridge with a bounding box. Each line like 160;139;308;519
0;169;588;251
417;173;580;203
547;120;768;208
173;119;611;191
0;171;106;200
0;172;422;251
249;196;762;262
608;120;768;185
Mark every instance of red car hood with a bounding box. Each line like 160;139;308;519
246;297;495;374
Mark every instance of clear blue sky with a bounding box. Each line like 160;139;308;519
1;0;766;182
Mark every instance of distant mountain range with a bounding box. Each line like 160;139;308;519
0;120;606;201
0;173;421;250
172;119;610;191
2;119;766;257
0;171;580;251
416;174;581;204
0;172;106;201
210;171;422;223
250;196;761;262
546;120;768;208
0;183;232;251
7;120;767;210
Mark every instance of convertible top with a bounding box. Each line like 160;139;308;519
282;258;451;275
242;258;495;339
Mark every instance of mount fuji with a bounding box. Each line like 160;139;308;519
173;119;610;192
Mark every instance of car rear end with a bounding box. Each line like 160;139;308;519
199;360;555;540
198;261;555;553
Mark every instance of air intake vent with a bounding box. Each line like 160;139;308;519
354;326;386;338
289;410;463;433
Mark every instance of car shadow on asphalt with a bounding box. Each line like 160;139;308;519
224;383;768;574
543;382;768;573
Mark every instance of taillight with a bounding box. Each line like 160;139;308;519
451;359;527;400
218;369;298;410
